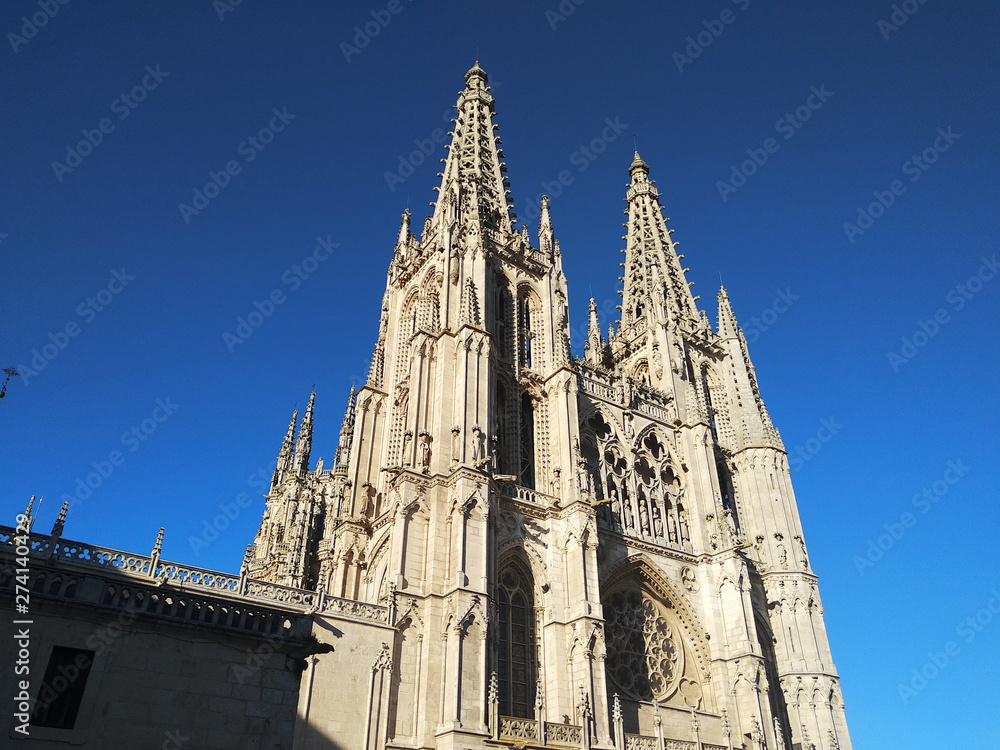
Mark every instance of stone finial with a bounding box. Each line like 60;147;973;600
459;278;481;326
50;499;69;538
396;208;411;247
152;526;164;556
21;495;37;532
295;391;316;476
628;149;649;177
464;60;488;88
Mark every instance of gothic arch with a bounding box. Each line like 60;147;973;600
578;403;627;446
515;283;544;370
495;553;540;719
631;359;650;386
365;530;393;600
497;538;549;596
632;423;675;461
599;554;712;685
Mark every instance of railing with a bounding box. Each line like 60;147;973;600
497;716;584;747
545;721;583;745
502;484;558;508
624;735;658;750
622;737;726;750
635;399;670;421
579;374;616;401
157;562;240;591
499;717;539;742
319;594;390;624
0;525;390;626
245;579;318;607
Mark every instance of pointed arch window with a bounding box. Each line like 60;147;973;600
497;563;537;718
519;393;535;489
518;295;533;368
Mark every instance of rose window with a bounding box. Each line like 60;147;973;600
604;590;682;700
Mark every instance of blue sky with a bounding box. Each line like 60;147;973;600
2;1;998;746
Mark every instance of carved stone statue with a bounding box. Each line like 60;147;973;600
419;434;430;473
402;430;413;464
472;426;483;462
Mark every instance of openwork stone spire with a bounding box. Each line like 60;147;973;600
430;62;514;235
295;391;316;476
619;151;699;329
716;285;740;339
272;409;297;489
334;385;356;471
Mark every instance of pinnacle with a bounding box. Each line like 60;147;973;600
629;150;649;174
464;60;488;88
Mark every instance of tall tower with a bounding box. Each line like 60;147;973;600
248;64;851;750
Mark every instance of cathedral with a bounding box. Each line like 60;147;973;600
2;64;851;750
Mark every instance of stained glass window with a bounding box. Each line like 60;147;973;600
497;566;536;717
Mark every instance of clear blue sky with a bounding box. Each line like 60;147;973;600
2;2;997;746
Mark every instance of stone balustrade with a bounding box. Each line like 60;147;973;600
0;525;389;626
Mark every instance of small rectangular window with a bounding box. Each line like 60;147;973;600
31;646;95;729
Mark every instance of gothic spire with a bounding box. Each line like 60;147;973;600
21;494;36;532
272;409;297;489
619;151;699;330
459;278;481;326
50;499;69;538
334;385;356;470
430;62;513;234
716;285;740;339
716;289;782;449
538;194;554;256
396;208;411;249
585;298;603;365
295;391;316;476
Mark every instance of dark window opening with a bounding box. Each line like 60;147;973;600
31;646;95;729
518;296;533;369
497;567;536;718
519;393;535;489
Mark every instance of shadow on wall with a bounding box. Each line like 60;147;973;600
295;720;348;750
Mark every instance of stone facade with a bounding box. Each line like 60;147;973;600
2;64;851;750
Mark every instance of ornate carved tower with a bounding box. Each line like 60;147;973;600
247;64;852;750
